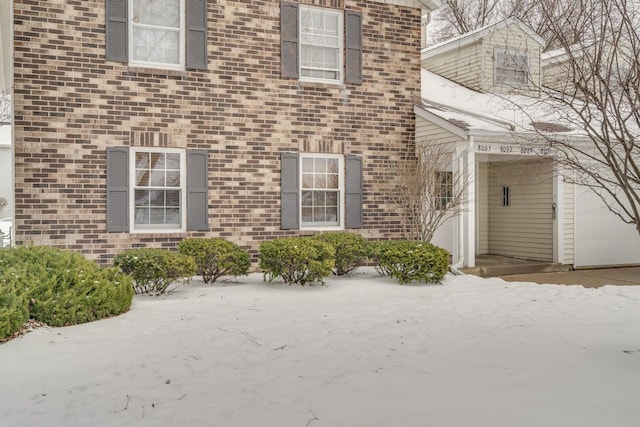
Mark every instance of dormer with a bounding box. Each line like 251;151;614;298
421;18;546;96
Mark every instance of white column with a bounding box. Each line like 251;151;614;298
464;141;476;268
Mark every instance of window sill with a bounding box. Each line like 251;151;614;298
297;80;347;90
125;66;188;78
129;228;187;235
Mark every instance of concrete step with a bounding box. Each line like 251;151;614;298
460;262;571;278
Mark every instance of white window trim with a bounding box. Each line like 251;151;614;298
129;147;187;233
300;153;345;230
299;5;344;84
128;0;186;71
494;48;530;88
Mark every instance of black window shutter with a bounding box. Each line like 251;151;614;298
187;150;209;231
345;155;363;228
186;0;208;70
106;0;128;62
345;10;363;84
106;147;129;232
281;152;300;230
281;2;299;78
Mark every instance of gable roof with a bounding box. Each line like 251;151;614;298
422;17;546;62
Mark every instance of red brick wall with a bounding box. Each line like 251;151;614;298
13;0;422;263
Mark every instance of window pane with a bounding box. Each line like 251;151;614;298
136;170;149;186
133;0;180;28
149;190;165;207
166;190;180;207
325;206;338;222
150;208;165;224
135;207;149;224
302;174;314;189
302;158;314;173
327;174;338;189
315;158;326;173
135;152;149;169
314;191;326;206
150;170;165;186
326;192;338;206
166;171;180;187
166;153;180;169
134;189;149;206
314;174;326;188
166;208;180;224
302;207;313;222
302;191;313;207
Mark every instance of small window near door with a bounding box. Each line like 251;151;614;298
502;186;511;206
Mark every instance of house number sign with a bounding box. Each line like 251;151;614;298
475;144;550;155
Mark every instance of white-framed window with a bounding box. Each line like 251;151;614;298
435;171;453;211
300;154;344;228
129;0;185;70
299;5;343;83
130;147;186;232
494;48;529;87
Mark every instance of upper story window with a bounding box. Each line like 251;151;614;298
494;48;529;87
130;0;185;70
299;6;343;83
106;0;207;71
280;2;362;85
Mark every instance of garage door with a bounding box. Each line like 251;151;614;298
574;187;640;267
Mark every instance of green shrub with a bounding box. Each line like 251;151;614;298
313;232;368;276
178;238;250;283
368;240;449;285
259;237;334;285
113;248;196;294
0;283;28;341
0;245;133;329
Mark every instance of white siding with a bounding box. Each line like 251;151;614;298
488;159;553;261
422;42;483;91
415;117;460;145
476;161;489;254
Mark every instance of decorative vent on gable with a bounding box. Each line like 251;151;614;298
530;122;572;133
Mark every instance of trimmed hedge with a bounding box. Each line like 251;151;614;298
0;245;133;338
178;238;250;283
313;232;368;276
114;248;196;295
259;237;334;285
368;240;449;284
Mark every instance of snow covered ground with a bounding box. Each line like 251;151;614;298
1;269;639;426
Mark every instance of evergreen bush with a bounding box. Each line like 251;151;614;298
114;248;195;294
259;237;334;285
0;283;28;341
313;232;368;275
0;245;133;330
368;240;449;284
178;238;250;283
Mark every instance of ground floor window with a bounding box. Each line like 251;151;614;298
301;154;343;227
281;152;362;230
106;147;209;233
132;148;185;231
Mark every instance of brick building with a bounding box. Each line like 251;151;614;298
11;0;440;263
